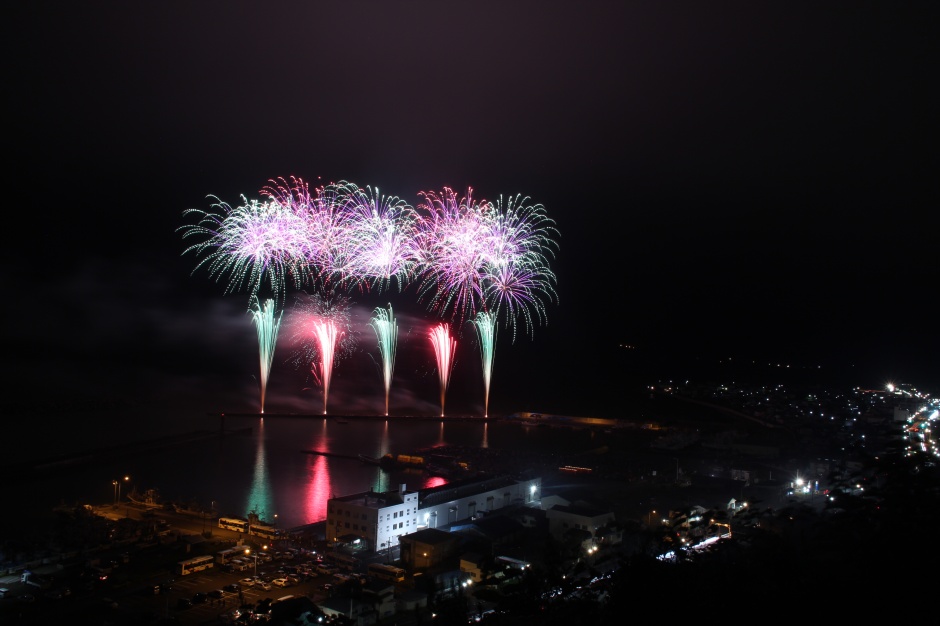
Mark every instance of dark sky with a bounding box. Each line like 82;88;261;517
6;2;936;423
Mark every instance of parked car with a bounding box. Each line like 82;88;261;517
223;583;241;593
257;581;272;591
208;589;224;599
192;591;208;604
272;578;289;587
239;577;255;587
177;598;193;610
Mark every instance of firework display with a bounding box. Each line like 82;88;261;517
180;177;559;416
286;291;356;415
369;304;398;417
179;195;311;306
429;323;457;418
471;311;497;418
250;295;282;414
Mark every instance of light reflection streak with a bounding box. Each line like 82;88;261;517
245;419;275;521
305;419;331;522
371;421;391;493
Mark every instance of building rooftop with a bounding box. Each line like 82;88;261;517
419;475;520;508
331;488;406;507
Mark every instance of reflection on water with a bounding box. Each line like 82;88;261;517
305;452;330;523
10;415;628;532
245;419;275;522
233;417;535;529
371;421;391;494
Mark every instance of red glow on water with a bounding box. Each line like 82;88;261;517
304;437;331;522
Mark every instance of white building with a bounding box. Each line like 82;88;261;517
325;475;541;554
327;483;419;554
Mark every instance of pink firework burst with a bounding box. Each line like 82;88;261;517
286;290;357;415
414;187;491;327
343;185;421;293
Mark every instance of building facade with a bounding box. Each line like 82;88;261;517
326;483;420;554
325;475;542;554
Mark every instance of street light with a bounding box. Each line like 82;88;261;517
245;548;260;577
648;510;656;527
111;476;129;506
710;519;731;539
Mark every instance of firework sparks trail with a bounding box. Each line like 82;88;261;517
250;296;282;414
345;186;420;294
287;291;356;415
260;176;364;289
311;319;341;415
305;180;362;288
471;311;497;418
178;195;311;306
414;188;491;327
429;323;457;418
369;304;398;416
481;194;560;341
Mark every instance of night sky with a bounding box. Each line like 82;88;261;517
6;3;936;427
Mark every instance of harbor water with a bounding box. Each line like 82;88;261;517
6;412;654;533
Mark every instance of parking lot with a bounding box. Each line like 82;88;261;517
0;545;346;625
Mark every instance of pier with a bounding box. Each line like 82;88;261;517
300;450;363;462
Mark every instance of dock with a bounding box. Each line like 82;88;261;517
300;450;362;462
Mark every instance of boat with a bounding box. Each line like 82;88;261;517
379;453;425;470
126;488;164;509
171;499;218;519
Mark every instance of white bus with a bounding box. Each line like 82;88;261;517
325;552;360;572
219;517;250;533
367;563;406;582
177;555;215;576
216;547;244;566
251;523;281;541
